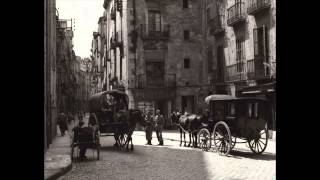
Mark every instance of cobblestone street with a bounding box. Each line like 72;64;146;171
58;116;276;180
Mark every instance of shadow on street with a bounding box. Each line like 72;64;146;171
228;150;276;161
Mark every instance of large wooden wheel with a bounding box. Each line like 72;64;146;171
198;128;211;151
213;121;232;155
248;123;268;154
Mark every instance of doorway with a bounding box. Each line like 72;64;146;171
181;95;195;114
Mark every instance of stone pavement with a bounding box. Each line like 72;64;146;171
44;114;89;180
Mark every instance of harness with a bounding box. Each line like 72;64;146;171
175;123;199;134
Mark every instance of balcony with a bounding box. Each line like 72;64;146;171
247;0;271;15
227;1;246;26
246;57;271;80
226;61;246;82
139;24;170;40
137;74;176;89
208;15;226;36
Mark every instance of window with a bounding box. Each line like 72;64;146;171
254;102;258;118
148;10;161;35
183;0;189;8
253;26;268;58
146;62;164;86
184;30;190;40
248;103;252;118
236;38;245;72
184;58;190;68
228;103;235;116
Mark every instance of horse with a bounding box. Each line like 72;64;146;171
113;109;146;151
177;113;203;148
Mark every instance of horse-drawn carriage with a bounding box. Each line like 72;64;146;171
87;89;144;151
197;94;271;155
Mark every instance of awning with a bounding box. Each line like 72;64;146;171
240;82;275;95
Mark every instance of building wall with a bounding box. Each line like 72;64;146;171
44;0;57;152
206;0;276;95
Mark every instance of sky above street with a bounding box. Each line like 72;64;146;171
56;0;105;58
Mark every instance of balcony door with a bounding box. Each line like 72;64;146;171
146;62;164;87
236;38;245;72
253;25;269;76
148;10;161;37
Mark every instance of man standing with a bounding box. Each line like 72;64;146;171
145;111;154;145
154;109;164;145
57;112;68;136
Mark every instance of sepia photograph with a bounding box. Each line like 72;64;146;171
44;0;276;179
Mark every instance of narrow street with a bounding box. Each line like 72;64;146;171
58;116;276;180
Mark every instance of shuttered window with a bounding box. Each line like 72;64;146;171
253;26;268;59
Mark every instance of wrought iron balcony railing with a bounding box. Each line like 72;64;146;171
227;1;246;26
246;57;271;80
209;15;226;36
139;24;170;40
247;0;271;15
226;61;246;82
137;74;176;89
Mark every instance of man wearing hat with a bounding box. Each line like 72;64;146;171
144;111;154;145
154;109;164;145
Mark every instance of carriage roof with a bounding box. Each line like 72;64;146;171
205;94;268;104
88;90;129;113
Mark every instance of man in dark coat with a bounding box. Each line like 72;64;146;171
154;109;164;145
57;112;68;136
145;111;154;145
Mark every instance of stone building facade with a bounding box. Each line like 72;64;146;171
44;0;57;152
56;18;80;115
205;0;276;129
101;0;211;128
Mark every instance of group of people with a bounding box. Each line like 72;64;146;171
144;109;164;146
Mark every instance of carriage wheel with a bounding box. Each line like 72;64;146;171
213;121;232;155
119;133;129;151
198;128;211;151
248;123;268;154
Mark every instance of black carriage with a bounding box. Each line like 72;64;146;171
198;94;271;155
88;89;131;150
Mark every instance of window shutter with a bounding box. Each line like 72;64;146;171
262;25;269;62
262;25;266;61
253;28;258;57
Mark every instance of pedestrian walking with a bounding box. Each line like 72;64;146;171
78;111;83;121
57;112;68;136
154;109;164;145
70;112;76;124
145;111;154;145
